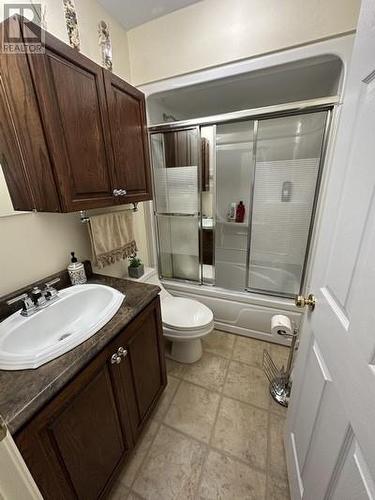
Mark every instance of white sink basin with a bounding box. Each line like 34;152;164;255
0;284;124;370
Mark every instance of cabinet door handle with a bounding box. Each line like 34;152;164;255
119;189;127;196
111;353;122;364
113;189;120;197
117;346;128;358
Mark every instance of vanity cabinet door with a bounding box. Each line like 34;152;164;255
103;70;152;203
15;343;134;500
112;297;167;440
25;32;116;212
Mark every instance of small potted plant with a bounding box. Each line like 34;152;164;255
128;253;144;279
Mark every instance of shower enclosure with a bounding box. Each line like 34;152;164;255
150;104;331;299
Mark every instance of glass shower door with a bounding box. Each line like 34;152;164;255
247;111;329;296
215;121;255;290
150;128;201;281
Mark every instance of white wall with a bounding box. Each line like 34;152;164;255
0;0;148;296
127;0;360;85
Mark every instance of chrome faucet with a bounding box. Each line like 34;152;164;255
6;293;37;317
6;278;61;317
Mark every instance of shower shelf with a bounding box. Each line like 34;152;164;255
219;221;248;226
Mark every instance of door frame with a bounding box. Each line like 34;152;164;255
0;429;42;499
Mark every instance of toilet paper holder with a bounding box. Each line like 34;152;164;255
263;322;298;408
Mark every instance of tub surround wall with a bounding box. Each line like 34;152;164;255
127;0;360;85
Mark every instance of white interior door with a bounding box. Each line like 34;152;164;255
285;0;375;498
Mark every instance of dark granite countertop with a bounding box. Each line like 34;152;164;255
0;273;160;434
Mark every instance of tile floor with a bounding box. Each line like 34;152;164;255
109;331;291;500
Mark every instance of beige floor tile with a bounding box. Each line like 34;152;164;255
198;449;266;499
223;360;270;409
153;376;180;421
121;420;159;487
166;358;186;378
183;352;229;391
233;336;270;368
266;475;291;500
132;425;206;500
212;397;268;470
202;330;236;359
269;343;290;370
164;381;220;443
127;492;145;500
268;414;288;483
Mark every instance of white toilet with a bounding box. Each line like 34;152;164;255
133;268;214;363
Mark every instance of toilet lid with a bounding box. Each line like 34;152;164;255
161;297;213;331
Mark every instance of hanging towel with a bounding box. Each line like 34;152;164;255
88;211;137;268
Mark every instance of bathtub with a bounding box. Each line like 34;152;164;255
163;273;302;346
215;261;300;297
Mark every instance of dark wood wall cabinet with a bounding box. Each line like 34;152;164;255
15;297;166;500
0;16;152;212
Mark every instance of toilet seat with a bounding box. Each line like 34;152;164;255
127;267;214;362
161;297;213;331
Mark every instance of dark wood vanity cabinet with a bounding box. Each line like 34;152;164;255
0;16;152;212
15;297;166;500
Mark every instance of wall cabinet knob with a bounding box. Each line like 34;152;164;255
113;189;127;197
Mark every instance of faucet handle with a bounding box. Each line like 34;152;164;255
31;287;48;308
6;293;37;317
45;277;60;288
43;277;60;301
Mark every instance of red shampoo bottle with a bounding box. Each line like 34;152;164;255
235;201;245;223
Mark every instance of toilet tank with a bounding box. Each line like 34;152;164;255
127;267;170;300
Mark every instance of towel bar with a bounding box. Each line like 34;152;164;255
80;203;138;223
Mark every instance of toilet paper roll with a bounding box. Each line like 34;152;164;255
271;314;292;337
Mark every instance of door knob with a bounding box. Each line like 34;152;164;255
295;293;316;311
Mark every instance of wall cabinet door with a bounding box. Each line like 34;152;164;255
15;342;133;500
103;71;152;203
0;16;154;213
26;32;116;211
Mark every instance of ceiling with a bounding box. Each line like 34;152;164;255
98;0;202;30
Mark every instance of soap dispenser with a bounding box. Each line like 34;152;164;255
67;252;87;285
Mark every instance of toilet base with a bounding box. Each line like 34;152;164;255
165;338;203;364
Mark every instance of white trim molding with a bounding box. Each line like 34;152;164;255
0;426;42;500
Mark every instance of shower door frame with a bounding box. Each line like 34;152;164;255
244;109;333;299
149;97;337;298
150;125;204;284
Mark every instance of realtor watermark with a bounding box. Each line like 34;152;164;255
2;4;45;53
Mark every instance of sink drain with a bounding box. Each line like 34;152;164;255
58;332;72;341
